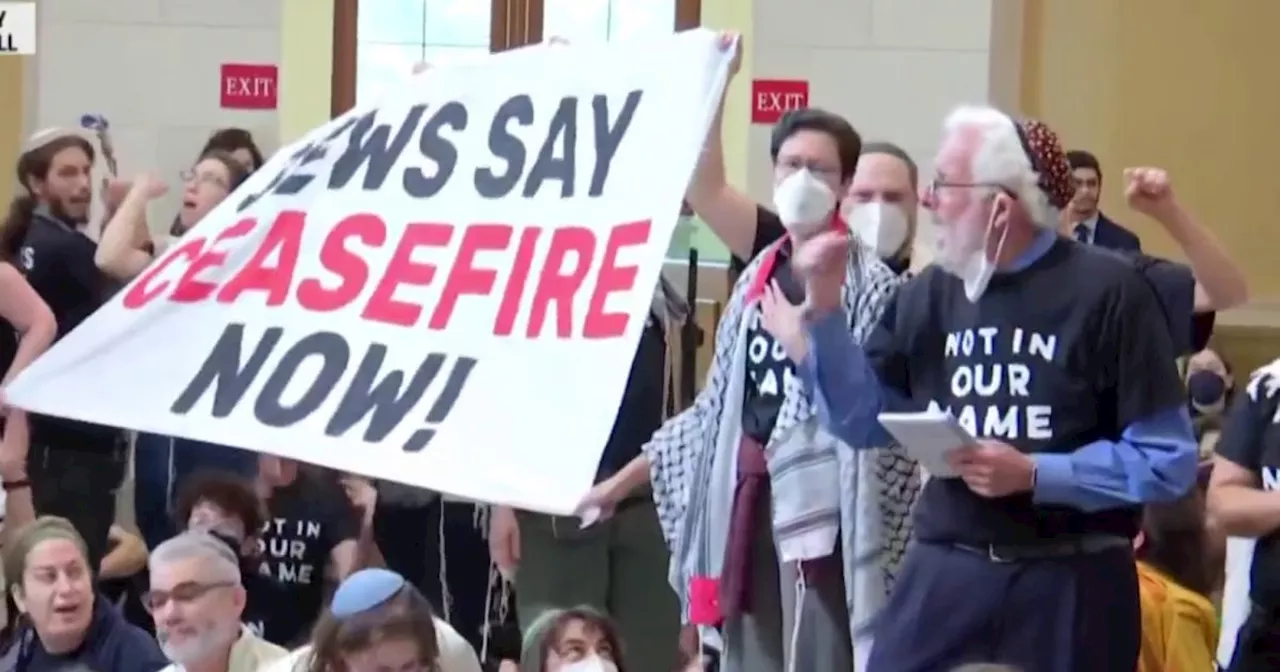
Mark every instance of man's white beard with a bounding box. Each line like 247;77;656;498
160;620;239;664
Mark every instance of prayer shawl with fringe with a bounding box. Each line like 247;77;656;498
643;237;921;653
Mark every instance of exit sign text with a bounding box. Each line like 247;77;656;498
220;63;278;110
751;79;809;125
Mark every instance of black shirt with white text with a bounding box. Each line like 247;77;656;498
1216;365;1280;608
867;239;1184;544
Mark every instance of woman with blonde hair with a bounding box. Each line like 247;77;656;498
518;607;627;672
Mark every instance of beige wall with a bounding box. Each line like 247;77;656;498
728;0;1027;270
1025;0;1280;315
33;0;282;234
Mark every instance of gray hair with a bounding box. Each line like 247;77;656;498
942;105;1056;228
149;531;242;585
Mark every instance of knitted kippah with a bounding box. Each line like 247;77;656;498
1012;118;1074;210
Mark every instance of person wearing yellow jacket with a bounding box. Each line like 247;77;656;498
1136;493;1219;672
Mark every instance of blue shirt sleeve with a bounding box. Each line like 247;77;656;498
1032;406;1199;512
797;310;894;449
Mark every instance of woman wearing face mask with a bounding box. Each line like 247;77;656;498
261;568;481;672
1187;349;1234;422
519;607;626;672
95;151;262;552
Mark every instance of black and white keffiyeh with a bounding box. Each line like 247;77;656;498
642;237;921;646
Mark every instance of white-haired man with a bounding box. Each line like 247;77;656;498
148;531;287;672
796;108;1199;671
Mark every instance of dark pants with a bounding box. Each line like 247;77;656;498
134;433;258;549
867;542;1141;672
373;498;507;658
28;440;127;572
1228;607;1280;672
516;500;681;672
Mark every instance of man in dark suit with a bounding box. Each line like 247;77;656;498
1066;149;1142;251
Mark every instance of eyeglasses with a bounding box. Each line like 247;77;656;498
925;178;1015;198
180;170;229;190
142;580;235;613
776;157;841;180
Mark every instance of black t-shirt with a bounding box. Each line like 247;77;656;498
241;564;287;640
18;213;119;446
596;313;666;481
1216;366;1280;608
868;239;1183;544
18;213;112;339
741;247;805;443
256;474;360;646
1125;252;1214;356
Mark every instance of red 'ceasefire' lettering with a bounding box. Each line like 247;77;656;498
493;227;541;336
296;213;387;312
122;237;206;309
585;219;651;338
123;210;653;340
361;222;454;326
428;224;512;330
216;211;305;305
526;226;595;338
171;218;257;303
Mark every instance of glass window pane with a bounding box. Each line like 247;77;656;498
609;0;676;41
542;0;610;43
668;215;731;264
356;44;424;107
357;44;493;107
424;0;492;47
359;0;425;44
421;45;492;66
543;0;676;43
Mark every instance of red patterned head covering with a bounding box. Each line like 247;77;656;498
1012;118;1074;210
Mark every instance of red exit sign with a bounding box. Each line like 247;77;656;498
220;63;278;110
751;79;809;124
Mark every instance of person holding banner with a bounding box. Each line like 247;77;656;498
0;129;128;573
490;308;679;672
93;154;261;551
580;34;917;672
797;109;1198;671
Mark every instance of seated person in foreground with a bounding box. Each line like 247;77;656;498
262;567;480;672
149;531;286;672
4;516;168;670
0;411;167;671
1134;493;1218;672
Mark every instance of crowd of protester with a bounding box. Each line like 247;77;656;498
0;29;1268;672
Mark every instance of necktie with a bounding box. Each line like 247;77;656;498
1073;223;1091;244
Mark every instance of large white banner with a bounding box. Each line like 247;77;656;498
7;30;731;515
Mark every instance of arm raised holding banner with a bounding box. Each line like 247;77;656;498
96;174;166;281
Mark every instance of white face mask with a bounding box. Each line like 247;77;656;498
846;202;910;258
934;204;1009;303
773;169;836;237
560;656;619;672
